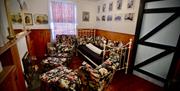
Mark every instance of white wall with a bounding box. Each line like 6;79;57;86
17;36;28;72
77;0;96;28
9;0;97;29
95;0;140;34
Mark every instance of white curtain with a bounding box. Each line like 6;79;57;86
49;0;77;41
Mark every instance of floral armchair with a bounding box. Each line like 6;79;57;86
78;51;121;91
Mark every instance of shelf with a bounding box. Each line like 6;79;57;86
0;65;16;84
0;30;31;55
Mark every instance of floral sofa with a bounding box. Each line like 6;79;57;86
78;51;121;91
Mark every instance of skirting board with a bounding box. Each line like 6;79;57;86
133;70;164;87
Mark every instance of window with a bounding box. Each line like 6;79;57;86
49;0;77;41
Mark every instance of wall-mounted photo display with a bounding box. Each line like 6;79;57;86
109;2;113;11
96;16;100;21
114;14;122;21
82;11;90;22
24;13;33;25
102;4;106;12
127;0;135;9
124;13;135;21
102;15;106;21
117;0;122;10
34;14;48;24
98;6;100;13
11;13;22;24
107;15;112;21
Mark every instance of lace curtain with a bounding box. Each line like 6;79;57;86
49;0;77;41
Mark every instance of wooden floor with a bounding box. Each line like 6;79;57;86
33;55;165;91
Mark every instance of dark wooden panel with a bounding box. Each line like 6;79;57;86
95;29;134;44
28;29;51;60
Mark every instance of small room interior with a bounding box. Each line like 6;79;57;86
0;0;180;91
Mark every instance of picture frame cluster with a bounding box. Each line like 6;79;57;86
11;13;48;26
96;0;135;22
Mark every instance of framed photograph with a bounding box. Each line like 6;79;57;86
117;0;122;10
24;13;33;25
102;4;106;12
127;0;135;9
102;15;106;21
96;16;100;21
11;13;22;24
114;14;123;21
107;15;112;21
82;11;90;22
34;14;48;24
109;2;113;11
124;13;135;21
98;6;100;13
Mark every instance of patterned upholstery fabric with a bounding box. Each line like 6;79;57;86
40;65;81;91
78;52;121;91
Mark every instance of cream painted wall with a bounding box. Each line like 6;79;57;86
76;0;96;28
8;0;139;35
95;0;140;34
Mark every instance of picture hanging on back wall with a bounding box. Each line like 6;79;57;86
34;14;48;24
96;16;100;21
109;2;113;11
107;15;112;21
127;0;135;9
102;15;106;21
82;11;90;22
24;13;33;25
114;14;122;21
117;0;122;10
11;13;22;24
124;13;134;21
98;6;100;13
102;4;106;12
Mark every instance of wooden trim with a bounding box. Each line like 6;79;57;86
134;50;174;69
145;7;180;13
0;65;16;84
95;29;134;44
165;35;180;88
139;41;176;50
134;68;165;82
131;0;146;73
140;13;179;42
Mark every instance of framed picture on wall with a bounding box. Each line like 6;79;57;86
127;0;135;9
109;2;113;11
107;15;112;21
124;13;135;21
34;14;48;24
98;6;100;13
96;16;100;21
102;4;106;12
82;11;90;22
24;13;33;25
102;15;106;21
11;13;22;24
114;14;122;21
117;0;122;10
